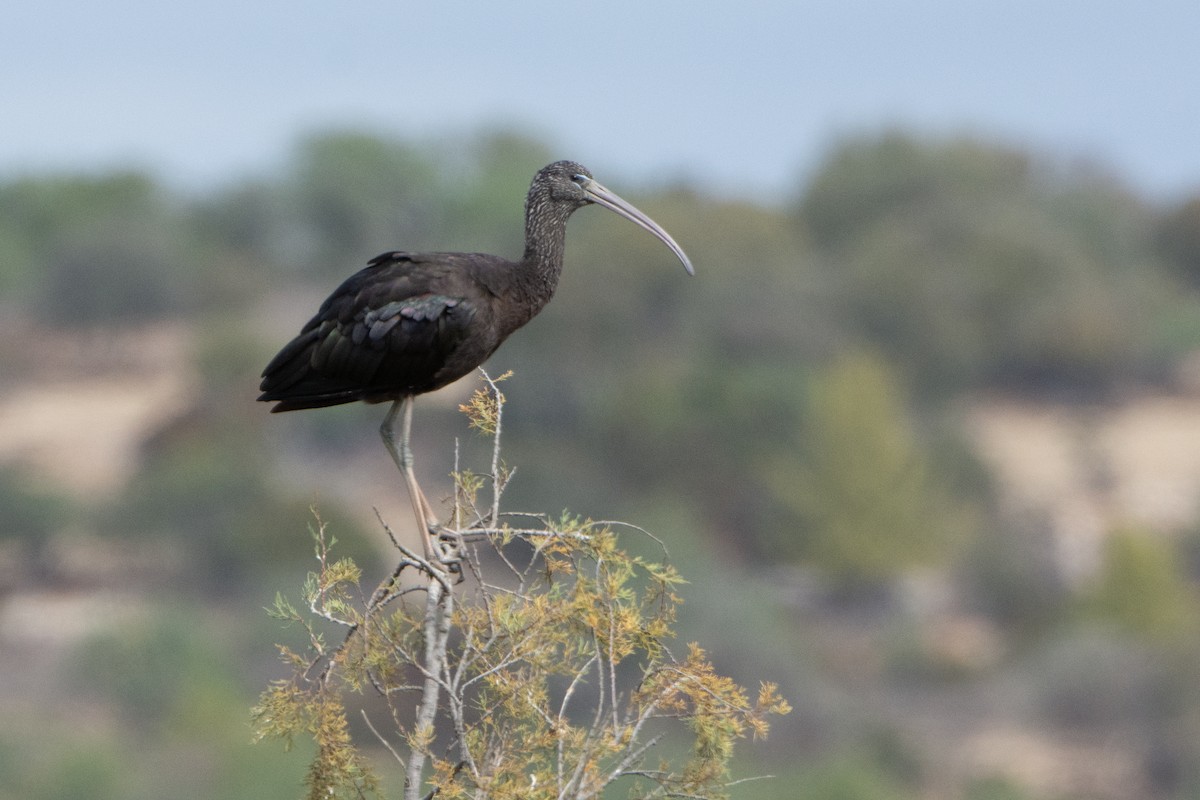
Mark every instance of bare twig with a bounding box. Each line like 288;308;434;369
361;709;407;770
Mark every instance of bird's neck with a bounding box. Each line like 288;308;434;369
516;191;575;311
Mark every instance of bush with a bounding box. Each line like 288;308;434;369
762;351;966;585
1083;527;1200;643
253;378;790;800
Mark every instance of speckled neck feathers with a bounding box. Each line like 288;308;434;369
515;174;583;316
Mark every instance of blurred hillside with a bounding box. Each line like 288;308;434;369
3;129;1200;799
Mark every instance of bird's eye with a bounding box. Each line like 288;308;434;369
571;174;588;185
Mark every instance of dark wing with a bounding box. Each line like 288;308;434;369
259;252;488;411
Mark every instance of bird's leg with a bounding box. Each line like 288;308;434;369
380;397;459;569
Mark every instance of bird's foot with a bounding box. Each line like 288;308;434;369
426;525;464;577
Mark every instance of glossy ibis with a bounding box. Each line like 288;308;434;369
259;160;693;568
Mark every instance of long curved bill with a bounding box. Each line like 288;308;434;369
582;178;695;275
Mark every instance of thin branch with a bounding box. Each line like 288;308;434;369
361;709;407;771
477;368;506;527
403;577;453;800
447;526;593;541
612;674;690;771
590;630;608;734
556;653;599;796
557;653;599;721
594;733;665;799
723;774;777;787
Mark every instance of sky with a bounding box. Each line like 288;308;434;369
5;1;1200;202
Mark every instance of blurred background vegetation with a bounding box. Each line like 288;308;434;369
3;128;1200;799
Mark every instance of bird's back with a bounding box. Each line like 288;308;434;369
259;251;517;411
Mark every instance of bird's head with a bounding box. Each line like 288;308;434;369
538;160;594;204
531;160;695;275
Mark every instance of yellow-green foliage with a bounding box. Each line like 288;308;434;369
253;520;378;799
1085;527;1200;642
457;369;510;436
253;376;788;800
254;684;376;800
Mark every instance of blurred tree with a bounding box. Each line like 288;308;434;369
958;512;1068;635
798;132;1033;252
0;466;70;544
439;130;556;253
111;423;375;593
74;610;240;730
19;744;122;800
0;189;39;293
191;180;287;258
779;755;916;800
186;178;298;308
795;132;1187;396
0;467;72;586
1084;527;1199;642
1029;627;1176;731
1155;194;1200;286
763;351;963;585
288;131;443;274
0;172;203;324
963;776;1039;800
